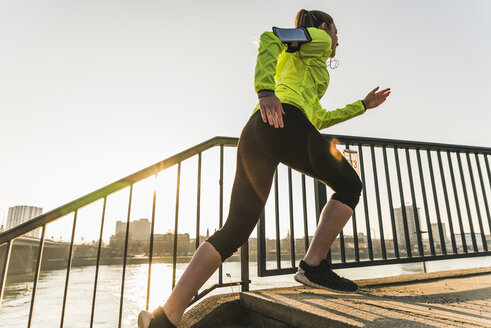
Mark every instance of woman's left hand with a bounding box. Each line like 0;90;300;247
363;87;391;110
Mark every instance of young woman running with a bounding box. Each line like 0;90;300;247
139;9;390;328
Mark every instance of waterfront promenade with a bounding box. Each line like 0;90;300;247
182;266;491;327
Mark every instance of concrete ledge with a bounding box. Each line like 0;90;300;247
181;266;491;327
356;266;491;288
180;293;243;328
240;292;354;328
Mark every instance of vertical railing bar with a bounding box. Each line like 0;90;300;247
314;181;326;227
371;146;386;260
301;175;310;254
27;225;46;328
405;149;424;257
196;152;202;251
437;151;457;254
486;154;491;248
339;230;346;263
447;152;467;253
218;145;224;284
288;168;296;268
146;174;158;311
193;153;202;299
427;150;446;255
346;144;359;262
466;152;487;251
0;240;12;310
416;149;435;256
274;169;281;269
383;146;399;259
475;154;491;237
190;152;202;297
172;163;181;289
90;197;107;327
358;144;373;260
257;210;266;277
219;146;224;231
394;147;411;257
457;152;478;252
60;210;78;328
118;185;133;328
240;239;249;292
314;180;327;264
485;155;491;190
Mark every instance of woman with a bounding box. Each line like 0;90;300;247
139;9;390;328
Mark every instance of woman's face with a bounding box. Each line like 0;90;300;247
320;22;338;58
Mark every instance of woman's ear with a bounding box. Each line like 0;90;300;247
319;21;330;33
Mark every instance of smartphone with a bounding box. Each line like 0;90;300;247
272;27;312;44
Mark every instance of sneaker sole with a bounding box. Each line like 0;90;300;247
294;272;359;294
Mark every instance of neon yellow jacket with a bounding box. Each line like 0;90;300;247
253;27;365;130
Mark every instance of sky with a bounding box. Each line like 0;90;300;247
1;0;490;235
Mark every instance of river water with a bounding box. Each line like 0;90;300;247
1;256;490;327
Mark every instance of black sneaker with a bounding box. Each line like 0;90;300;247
138;306;177;328
294;259;359;293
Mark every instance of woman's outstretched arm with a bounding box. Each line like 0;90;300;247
314;87;391;130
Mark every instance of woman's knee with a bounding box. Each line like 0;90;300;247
332;175;363;210
205;228;250;262
353;175;363;197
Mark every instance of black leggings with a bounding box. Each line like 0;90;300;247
206;103;362;262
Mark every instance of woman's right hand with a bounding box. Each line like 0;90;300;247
259;95;286;128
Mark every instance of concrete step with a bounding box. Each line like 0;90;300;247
181;266;491;328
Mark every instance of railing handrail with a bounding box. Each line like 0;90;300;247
0;136;238;245
1;134;489;246
321;134;491;153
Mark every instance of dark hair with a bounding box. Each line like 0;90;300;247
295;9;333;29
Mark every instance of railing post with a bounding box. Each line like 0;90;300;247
314;181;327;225
0;241;12;311
257;210;266;277
358;144;374;261
60;211;78;328
172;164;181;289
372;146;387;260
384;146;399;259
288;168;296;268
90;197;107;327
28;225;46;328
146;175;158;311
314;178;332;262
240;241;249;292
274;169;281;269
118;186;133;328
219;145;224;284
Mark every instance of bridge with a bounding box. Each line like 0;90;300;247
0;135;490;327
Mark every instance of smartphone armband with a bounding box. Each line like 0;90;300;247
272;26;312;53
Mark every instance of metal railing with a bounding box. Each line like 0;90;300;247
0;136;242;327
256;135;491;276
0;134;490;327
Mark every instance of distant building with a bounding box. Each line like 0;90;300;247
114;218;151;241
394;204;420;251
152;233;191;256
6;206;43;238
430;222;448;252
109;219;193;256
